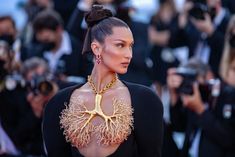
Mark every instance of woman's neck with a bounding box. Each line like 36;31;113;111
89;65;117;93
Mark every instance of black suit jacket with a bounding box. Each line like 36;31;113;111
0;88;44;155
66;5;87;43
169;11;230;77
21;33;92;78
170;84;235;157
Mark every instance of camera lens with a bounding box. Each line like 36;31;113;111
175;67;197;95
189;3;208;20
38;81;53;96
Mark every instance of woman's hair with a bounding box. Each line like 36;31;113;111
219;15;235;79
82;5;129;54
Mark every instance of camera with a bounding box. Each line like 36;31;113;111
28;74;54;96
175;67;221;102
189;3;208;20
4;73;54;96
175;67;197;95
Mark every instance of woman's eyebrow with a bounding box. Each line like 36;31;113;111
113;39;126;42
113;39;134;44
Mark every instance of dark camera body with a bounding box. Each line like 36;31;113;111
189;3;209;20
175;67;197;95
28;75;54;96
4;74;54;96
175;67;221;102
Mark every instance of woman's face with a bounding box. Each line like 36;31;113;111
226;59;235;87
100;26;134;74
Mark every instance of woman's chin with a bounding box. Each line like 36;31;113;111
117;69;128;75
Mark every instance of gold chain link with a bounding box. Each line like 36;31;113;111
87;75;118;94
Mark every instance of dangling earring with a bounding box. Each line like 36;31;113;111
96;54;101;64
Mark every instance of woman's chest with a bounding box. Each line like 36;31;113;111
60;90;134;151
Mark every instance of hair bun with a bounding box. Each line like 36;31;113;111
85;5;113;27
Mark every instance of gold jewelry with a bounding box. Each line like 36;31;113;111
60;75;133;149
84;74;119;132
87;75;118;94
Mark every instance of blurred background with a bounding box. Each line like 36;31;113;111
0;0;235;157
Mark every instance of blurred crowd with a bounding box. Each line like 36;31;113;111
0;0;235;157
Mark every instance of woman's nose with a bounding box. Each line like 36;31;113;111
125;48;132;60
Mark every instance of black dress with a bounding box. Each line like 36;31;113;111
42;81;163;157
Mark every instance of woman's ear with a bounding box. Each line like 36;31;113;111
91;41;102;56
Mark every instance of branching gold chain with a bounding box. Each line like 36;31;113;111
87;75;118;94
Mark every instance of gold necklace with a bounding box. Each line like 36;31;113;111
85;75;118;125
87;75;118;95
60;74;134;148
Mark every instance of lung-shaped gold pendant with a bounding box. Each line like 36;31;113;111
60;93;134;149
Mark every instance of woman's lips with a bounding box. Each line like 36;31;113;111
121;62;130;68
121;62;130;66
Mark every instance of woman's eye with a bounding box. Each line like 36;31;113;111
116;43;124;48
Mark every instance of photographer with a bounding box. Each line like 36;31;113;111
21;9;91;79
0;16;17;48
173;0;230;77
0;15;21;85
167;58;235;157
0;23;24;156
21;57;59;118
0;15;23;63
0;57;59;156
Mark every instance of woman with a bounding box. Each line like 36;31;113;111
43;5;163;157
220;15;235;87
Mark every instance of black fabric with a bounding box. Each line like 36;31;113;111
170;84;235;157
149;16;180;85
170;12;230;77
42;81;163;157
0;80;78;156
66;6;87;42
0;88;44;155
162;122;180;157
53;0;79;26
21;34;91;78
222;0;235;14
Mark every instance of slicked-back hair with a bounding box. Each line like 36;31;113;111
82;9;129;55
